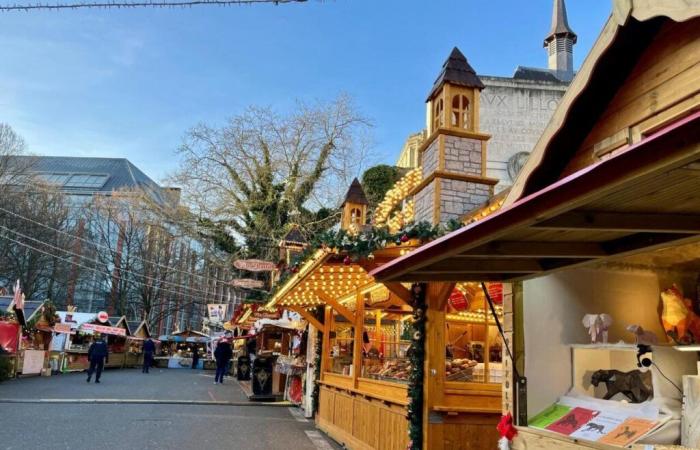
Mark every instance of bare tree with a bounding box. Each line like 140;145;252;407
168;95;374;259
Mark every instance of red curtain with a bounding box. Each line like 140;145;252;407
0;321;20;353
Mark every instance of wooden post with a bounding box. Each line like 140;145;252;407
321;306;332;375
423;282;455;450
352;290;364;386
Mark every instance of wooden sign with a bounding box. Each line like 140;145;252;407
234;259;277;272
231;278;265;289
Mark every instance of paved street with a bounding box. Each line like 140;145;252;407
0;369;337;450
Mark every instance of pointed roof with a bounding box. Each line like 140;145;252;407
427;47;485;101
341;178;369;206
281;226;306;245
544;0;577;46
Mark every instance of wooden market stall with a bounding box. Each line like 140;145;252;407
105;315;130;368
265;176;505;449
156;328;210;369
372;2;700;448
125;320;152;368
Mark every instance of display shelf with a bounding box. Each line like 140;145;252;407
674;345;700;352
568;343;639;351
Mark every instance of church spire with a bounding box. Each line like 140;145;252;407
543;0;577;82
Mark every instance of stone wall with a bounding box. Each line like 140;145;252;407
480;76;568;191
414;180;435;224
438;178;490;223
421;139;439;178
444;135;481;175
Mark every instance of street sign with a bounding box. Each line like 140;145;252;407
97;311;109;323
233;259;277;272
231;278;265;289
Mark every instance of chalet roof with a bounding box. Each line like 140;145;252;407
342;178;369;206
544;0;577;45
512;66;565;83
507;1;700;205
427;47;485;101
282;227;306;245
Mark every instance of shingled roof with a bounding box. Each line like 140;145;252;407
427;47;485;101
341;178;369;206
544;0;577;46
281;226;306;245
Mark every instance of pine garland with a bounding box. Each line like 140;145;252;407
407;283;427;450
311;306;324;415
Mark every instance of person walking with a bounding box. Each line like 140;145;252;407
87;334;109;383
213;338;232;384
142;338;156;374
191;346;199;370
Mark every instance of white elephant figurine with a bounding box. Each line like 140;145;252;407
582;313;613;344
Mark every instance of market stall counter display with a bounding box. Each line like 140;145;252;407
157;329;210;369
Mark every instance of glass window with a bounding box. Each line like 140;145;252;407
327;310;354;376
433;98;444;131
360;308;413;384
451;95;470;129
445;283;504;384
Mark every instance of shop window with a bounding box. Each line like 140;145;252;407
433;98;444;131
327;310;354;375
445;283;504;384
451;94;470;129
350;207;362;225
360;308;413;384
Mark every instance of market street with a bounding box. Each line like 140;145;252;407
0;369;338;450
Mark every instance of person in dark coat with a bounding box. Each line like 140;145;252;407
213;339;233;384
142;338;156;374
191;346;200;369
87;334;109;383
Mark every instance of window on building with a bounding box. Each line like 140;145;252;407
451;95;470;129
433;98;444;131
350;207;363;225
64;174;109;189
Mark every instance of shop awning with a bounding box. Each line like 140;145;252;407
372;111;700;282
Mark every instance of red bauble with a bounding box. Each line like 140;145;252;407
400;234;409;243
343;256;352;265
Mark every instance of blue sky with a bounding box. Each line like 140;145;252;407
0;0;611;183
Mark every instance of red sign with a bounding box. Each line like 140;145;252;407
448;290;469;311
234;259;277;272
0;321;20;353
231;278;265;289
486;283;503;305
81;323;126;336
97;311;109;323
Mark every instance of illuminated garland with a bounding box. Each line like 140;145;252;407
374;168;422;232
407;283;427;450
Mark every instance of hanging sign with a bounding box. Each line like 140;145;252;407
234;259;277;272
81;323;127;336
448;289;470;311
486;283;504;305
231;278;265;289
207;304;228;323
53;323;74;334
97;311;109;323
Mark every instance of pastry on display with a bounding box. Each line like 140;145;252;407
446;358;478;381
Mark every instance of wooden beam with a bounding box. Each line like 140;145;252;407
288;306;323;332
383;282;412;306
315;290;355;323
602;232;700;255
421;259;543;273
460;241;608;258
321;306;332;373
398;273;528;282
533;211;700;233
352;290;364;389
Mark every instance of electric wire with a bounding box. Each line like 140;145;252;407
651;361;683;395
0;0;307;11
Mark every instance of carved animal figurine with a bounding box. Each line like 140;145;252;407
582;422;606;434
582;314;613;343
626;324;659;346
661;285;700;344
591;369;653;403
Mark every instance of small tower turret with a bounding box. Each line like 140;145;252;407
340;178;369;233
543;0;577;82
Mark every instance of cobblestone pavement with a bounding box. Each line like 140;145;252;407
0;369;338;450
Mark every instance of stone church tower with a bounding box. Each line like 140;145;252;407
544;0;577;82
413;48;498;225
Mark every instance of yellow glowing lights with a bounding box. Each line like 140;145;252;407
374;167;422;232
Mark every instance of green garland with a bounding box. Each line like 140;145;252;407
407;283;427;450
269;219;462;303
311;306;324;415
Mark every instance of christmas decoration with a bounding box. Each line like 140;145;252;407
497;413;518;450
407;283;427;450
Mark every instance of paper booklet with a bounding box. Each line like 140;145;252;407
598;417;658;447
569;412;626;442
529;404;572;429
546;407;599;435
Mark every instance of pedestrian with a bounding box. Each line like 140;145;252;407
87;333;109;383
143;337;156;374
191;346;199;369
213;338;232;384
